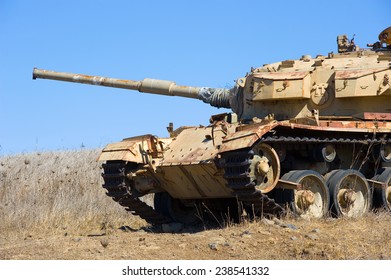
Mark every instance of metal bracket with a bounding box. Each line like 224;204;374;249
275;179;303;190
367;179;386;189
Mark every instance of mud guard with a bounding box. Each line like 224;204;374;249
219;121;279;153
98;134;167;163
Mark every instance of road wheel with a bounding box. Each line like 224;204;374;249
326;169;370;217
250;143;280;193
372;168;391;211
277;170;329;218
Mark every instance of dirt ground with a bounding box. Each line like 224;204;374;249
1;214;390;260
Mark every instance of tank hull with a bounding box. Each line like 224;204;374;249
99;115;391;224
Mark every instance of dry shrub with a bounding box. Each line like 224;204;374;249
0;149;146;238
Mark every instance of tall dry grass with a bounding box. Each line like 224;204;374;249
0;149;146;239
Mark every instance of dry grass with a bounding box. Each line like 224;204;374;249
0;149;146;240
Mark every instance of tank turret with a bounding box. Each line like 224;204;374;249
33;28;391;123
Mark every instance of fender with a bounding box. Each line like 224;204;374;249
98;134;171;163
219;121;279;153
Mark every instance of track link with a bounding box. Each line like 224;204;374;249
101;161;172;225
220;149;286;216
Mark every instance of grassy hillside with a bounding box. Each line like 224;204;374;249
0;149;146;239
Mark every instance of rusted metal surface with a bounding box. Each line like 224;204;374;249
276;179;302;190
155;164;231;199
219;121;279;153
33;68;201;98
33;68;141;90
367;179;386;189
251;71;312;100
152;125;232;198
220;115;391;155
160;126;219;166
98;134;170;163
252;71;309;80
335;67;389;79
218;131;259;154
354;112;391;121
284;119;391;132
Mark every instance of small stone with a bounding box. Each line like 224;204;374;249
305;234;318;240
208;243;218;251
240;230;252;237
272;218;297;230
290;236;298;241
302;248;311;255
257;229;272;235
312;228;320;233
261;218;275;226
286;224;298;230
272;217;283;225
100;239;109;248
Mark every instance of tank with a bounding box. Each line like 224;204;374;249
33;26;391;224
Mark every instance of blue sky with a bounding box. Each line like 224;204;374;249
0;0;390;155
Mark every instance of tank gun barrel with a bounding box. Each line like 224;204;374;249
32;68;231;109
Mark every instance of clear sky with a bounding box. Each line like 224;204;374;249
1;0;390;155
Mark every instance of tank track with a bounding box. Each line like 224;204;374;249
220;148;286;216
261;135;390;144
101;161;172;225
219;134;390;217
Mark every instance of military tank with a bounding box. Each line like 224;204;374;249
33;26;391;224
